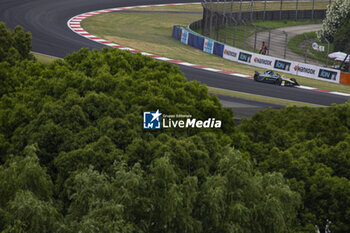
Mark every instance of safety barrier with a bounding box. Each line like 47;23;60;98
172;25;341;83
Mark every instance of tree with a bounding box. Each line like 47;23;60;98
236;104;350;232
0;43;303;232
318;0;350;42
0;145;60;232
0;22;35;64
333;14;350;52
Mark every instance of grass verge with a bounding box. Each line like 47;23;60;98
196;19;322;53
206;1;329;12
133;1;329;12
208;87;325;107
32;52;59;64
81;6;350;94
288;31;334;65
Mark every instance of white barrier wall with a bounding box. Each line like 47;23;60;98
173;26;340;83
223;45;340;83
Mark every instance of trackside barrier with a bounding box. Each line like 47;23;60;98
172;25;341;84
340;72;350;85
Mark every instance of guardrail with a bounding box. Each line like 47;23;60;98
172;25;341;83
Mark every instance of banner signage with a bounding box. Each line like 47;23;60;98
274;60;292;71
172;26;340;83
312;42;325;52
223;45;239;62
203;38;214;54
252;54;274;69
238;52;252;63
180;30;188;44
318;69;338;81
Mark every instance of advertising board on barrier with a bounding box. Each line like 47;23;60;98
274;60;292;72
293;64;317;78
252;54;274;69
172;26;341;83
203;38;214;54
223;45;239;62
318;69;338;81
213;42;225;57
238;52;252;64
292;63;339;83
181;30;188;45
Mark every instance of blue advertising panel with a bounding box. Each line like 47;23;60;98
203;38;214;54
188;33;204;50
181;30;189;44
213;42;224;57
172;26;182;41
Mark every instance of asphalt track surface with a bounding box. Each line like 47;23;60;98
0;0;349;107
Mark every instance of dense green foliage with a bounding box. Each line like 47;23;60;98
235;105;350;233
0;22;35;65
0;23;301;233
2;22;350;233
333;14;350;53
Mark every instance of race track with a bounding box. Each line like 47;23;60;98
0;0;349;107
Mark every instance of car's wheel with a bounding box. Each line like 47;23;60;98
254;74;259;81
275;78;282;85
290;78;299;86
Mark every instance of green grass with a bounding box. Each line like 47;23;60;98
132;4;203;12
208;87;325;107
133;1;330;13
32;52;59;64
196;19;322;53
81;6;350;94
288;31;335;65
206;1;329;13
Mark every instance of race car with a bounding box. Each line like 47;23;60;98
254;70;299;86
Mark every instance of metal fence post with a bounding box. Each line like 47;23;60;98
232;17;237;47
250;0;254;21
209;0;213;38
304;34;308;63
242;20;247;50
283;31;288;59
312;0;315;20
280;0;283;21
216;0;219;13
239;0;242;21
222;0;226;25
201;1;207;35
215;0;219;41
230;0;233;23
296;0;299;20
267;28;271;55
263;0;267;21
325;38;330;66
216;13;219;41
253;24;257;53
224;15;228;43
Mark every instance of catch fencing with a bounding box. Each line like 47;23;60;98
172;25;340;83
191;0;334;67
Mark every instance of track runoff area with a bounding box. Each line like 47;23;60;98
67;2;350;98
